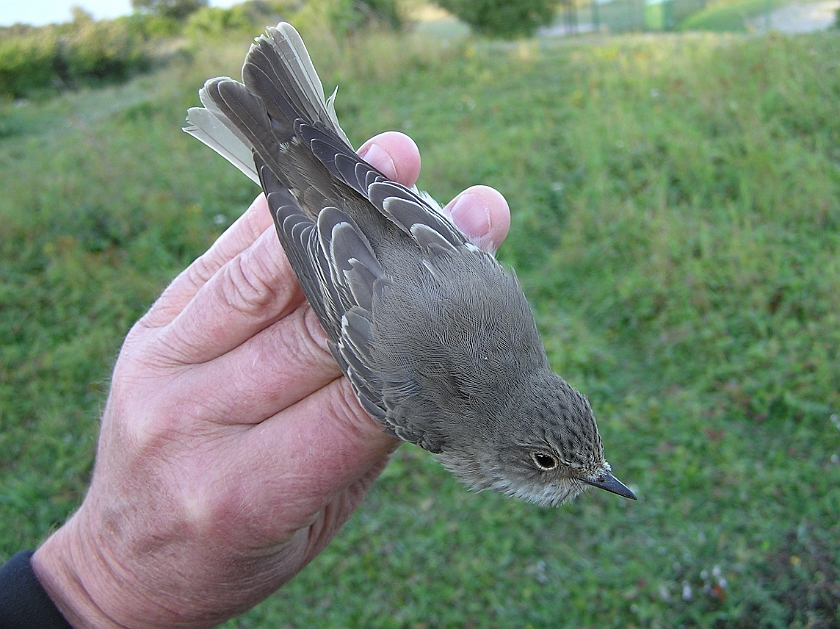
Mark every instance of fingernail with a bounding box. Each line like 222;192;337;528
448;193;491;243
358;143;397;180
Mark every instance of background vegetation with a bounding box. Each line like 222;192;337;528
435;0;556;37
1;7;839;629
3;0;829;102
0;9;152;99
0;0;404;100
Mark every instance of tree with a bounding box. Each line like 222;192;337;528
435;0;556;38
70;6;95;23
131;0;208;21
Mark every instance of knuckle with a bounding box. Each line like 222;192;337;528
257;305;338;389
331;377;383;441
299;305;333;362
128;396;202;452
220;249;282;316
186;252;218;290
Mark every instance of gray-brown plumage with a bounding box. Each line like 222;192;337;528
185;23;635;505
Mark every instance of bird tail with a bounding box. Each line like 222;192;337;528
183;22;351;183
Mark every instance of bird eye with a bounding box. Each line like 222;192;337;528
531;452;558;470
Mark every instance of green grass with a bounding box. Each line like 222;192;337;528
2;26;839;628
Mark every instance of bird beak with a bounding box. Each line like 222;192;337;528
583;471;637;500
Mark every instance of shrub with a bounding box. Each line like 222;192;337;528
123;13;184;39
184;5;258;38
0;16;150;99
60;16;149;82
434;0;555;38
131;0;209;21
291;0;404;35
0;31;59;98
183;1;324;39
338;0;405;30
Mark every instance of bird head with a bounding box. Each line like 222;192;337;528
438;371;636;506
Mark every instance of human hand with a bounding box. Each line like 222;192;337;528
31;131;510;629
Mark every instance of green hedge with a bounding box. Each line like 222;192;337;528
0;18;150;99
435;0;555;37
0;32;59;98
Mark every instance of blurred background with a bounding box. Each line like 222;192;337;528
1;0;838;627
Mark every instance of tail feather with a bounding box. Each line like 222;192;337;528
184;105;259;183
184;23;351;182
262;23;350;146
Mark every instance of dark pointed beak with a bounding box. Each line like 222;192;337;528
583;471;637;500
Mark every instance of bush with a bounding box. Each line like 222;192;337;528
0;32;59;98
337;0;405;31
183;1;312;39
131;0;208;21
292;0;404;35
434;0;555;37
184;5;259;38
60;16;149;82
0;16;150;99
123;13;184;38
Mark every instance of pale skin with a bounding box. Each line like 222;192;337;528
30;131;511;628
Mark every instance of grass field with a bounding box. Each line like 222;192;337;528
2;25;839;628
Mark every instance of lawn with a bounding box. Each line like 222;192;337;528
1;25;839;628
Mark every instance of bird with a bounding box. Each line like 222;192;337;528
184;22;636;506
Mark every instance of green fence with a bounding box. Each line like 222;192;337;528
556;0;708;33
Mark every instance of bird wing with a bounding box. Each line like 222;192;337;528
184;22;483;429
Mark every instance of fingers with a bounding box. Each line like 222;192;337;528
358;133;511;253
445;185;511;254
238;377;397;530
152;226;306;365
358;132;421;187
173;305;340;424
142;195;274;329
